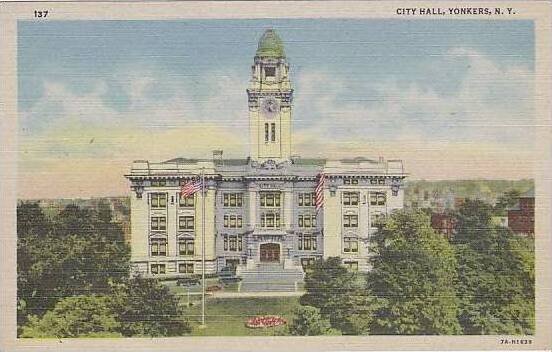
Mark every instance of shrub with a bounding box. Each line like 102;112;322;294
288;306;340;336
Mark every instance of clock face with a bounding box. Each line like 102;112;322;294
261;97;279;118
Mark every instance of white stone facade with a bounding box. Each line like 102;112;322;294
125;30;407;277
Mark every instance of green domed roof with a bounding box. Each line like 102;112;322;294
256;29;286;58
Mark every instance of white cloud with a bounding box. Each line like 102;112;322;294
18;48;536;198
293;46;535;147
18;69;249;198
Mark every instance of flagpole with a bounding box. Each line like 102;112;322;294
201;167;206;327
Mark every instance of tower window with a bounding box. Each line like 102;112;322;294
265;123;269;142
271;123;276;142
265;67;275;77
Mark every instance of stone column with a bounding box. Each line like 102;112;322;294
247;184;257;268
167;190;178;258
248;184;257;230
283;185;293;230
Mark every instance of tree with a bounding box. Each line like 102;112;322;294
454;200;534;334
17;202;191;337
111;276;191;337
21;295;122;338
288;306;340;336
17;202;53;327
369;210;461;335
55;204;97;237
17;202;130;329
17;202;51;239
453;199;496;247
300;257;379;335
494;189;521;216
20;277;192;338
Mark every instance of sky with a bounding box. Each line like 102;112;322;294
18;19;535;199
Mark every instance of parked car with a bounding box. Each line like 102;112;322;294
176;277;200;287
218;266;241;285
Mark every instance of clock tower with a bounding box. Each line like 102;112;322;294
247;29;293;162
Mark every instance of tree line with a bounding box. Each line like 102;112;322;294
289;199;535;335
17;201;189;337
18;198;534;337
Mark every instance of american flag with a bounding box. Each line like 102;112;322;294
181;178;203;197
315;173;325;211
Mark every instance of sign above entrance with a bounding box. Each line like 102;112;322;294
258;183;282;189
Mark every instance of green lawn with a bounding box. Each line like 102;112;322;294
182;296;301;336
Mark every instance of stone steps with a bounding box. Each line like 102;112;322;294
240;282;297;292
237;263;304;292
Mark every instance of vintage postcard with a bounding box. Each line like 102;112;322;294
0;1;551;351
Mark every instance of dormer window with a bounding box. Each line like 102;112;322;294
265;67;275;77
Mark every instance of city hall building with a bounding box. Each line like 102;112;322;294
125;29;407;279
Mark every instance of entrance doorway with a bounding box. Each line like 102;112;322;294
259;243;280;263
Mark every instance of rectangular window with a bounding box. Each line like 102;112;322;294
229;236;237;251
260;192;280;207
265;67;275;77
298;234;317;251
179;216;195;230
271;123;276;142
261;212;280;228
298;193;315;207
178;262;194;274
223;193;243;207
223;235;242;252
343;214;359;228
224;215;243;228
151;193;167;208
370;192;386;206
150;238;167;256
179;239;195;256
298;214;317;228
179;194;194;207
265;123;269;142
150;264;166;275
304;215;311;228
238;194;243;207
343;237;359;253
371;212;385;227
377;193;386;206
342;192;359;206
151;216;167;231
